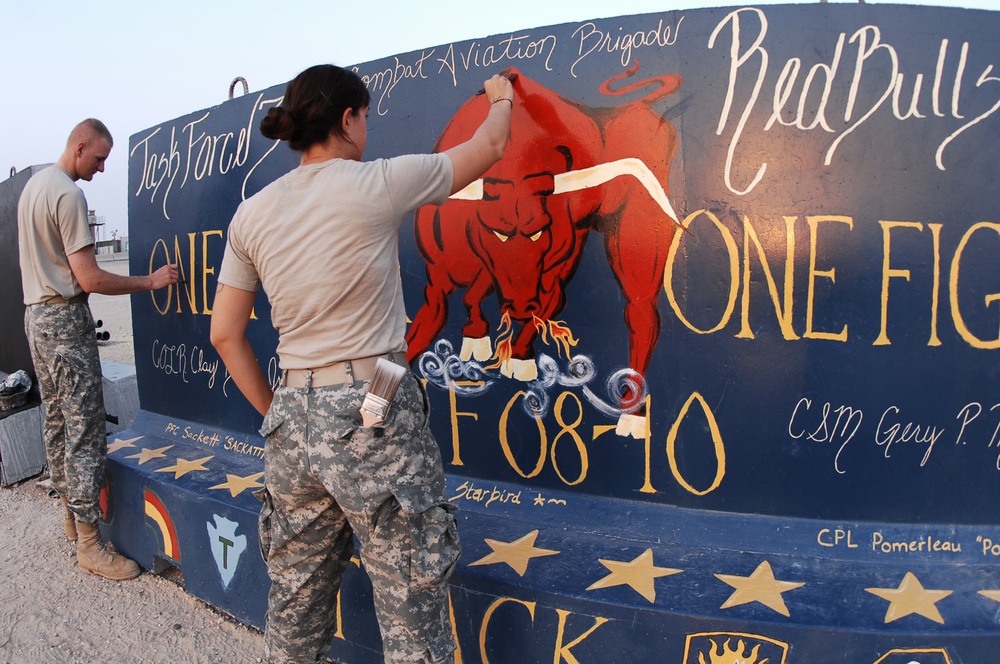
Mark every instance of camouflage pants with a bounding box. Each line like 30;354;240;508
24;303;106;524
258;371;460;664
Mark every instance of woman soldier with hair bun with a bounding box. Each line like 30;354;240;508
210;64;514;663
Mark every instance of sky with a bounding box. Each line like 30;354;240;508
3;0;995;240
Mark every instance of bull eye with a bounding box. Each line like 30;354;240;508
493;231;511;243
529;231;542;242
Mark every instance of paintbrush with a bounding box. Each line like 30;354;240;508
359;358;407;427
475;71;519;95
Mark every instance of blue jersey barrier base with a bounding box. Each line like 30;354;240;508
103;411;1000;663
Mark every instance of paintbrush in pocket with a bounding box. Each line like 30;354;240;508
360;358;407;427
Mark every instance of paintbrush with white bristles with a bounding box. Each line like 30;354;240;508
360;358;407;427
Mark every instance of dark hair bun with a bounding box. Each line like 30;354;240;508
259;106;297;142
261;65;371;152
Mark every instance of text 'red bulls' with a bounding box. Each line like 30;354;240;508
407;63;683;437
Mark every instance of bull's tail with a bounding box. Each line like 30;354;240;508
599;60;681;106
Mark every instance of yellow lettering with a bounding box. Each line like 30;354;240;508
150;238;172;315
448;383;483;466
950;221;1000;349
201;229;223;314
174;233;197;314
333;556;364;640
480;597;536;664
552;608;609;664
928;223;943;346
804;215;852;341
665;209;740;334
874;220;923;346
666;392;726;495
738;215;799;339
593;396;655;493
500;392;547;478
551;392;588;486
145;231;228;317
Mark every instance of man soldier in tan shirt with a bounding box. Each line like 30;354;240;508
18;118;178;580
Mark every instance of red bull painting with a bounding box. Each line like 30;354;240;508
112;3;1000;661
408;63;683;440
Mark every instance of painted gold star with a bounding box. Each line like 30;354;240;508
208;471;265;497
155;455;214;479
124;445;174;465
586;548;682;603
468;529;559;576
107;436;143;454
866;572;952;624
716;560;805;617
979;590;1000;603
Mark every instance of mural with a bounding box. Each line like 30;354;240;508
111;3;1000;662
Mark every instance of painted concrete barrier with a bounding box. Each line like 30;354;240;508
112;4;1000;661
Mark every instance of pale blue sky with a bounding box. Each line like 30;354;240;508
2;0;994;238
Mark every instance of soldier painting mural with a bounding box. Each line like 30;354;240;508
111;3;1000;662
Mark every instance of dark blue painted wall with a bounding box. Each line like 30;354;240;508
129;3;1000;526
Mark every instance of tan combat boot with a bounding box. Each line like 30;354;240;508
60;496;77;542
75;521;140;580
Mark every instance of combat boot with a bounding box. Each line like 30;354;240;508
60;496;77;542
75;521;140;580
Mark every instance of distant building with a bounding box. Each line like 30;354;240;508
89;209;122;254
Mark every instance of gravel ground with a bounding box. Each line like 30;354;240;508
0;255;266;664
0;479;264;664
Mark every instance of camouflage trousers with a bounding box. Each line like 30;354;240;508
257;371;460;664
24;303;106;524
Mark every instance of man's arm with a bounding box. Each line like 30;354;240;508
210;283;273;416
444;74;514;195
67;246;178;295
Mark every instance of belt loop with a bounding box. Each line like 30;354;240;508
305;370;313;390
344;360;355;386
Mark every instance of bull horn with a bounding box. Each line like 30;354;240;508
450;179;484;200
449;158;685;235
553;158;682;230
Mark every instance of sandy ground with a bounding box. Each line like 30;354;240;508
0;257;266;664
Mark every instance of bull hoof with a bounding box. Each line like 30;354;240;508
501;358;538;381
460;336;493;362
616;413;646;439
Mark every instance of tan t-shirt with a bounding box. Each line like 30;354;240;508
18;166;94;305
218;153;452;369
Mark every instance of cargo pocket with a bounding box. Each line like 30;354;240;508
393;488;461;590
258;408;286;439
253;487;274;562
331;412;360;442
